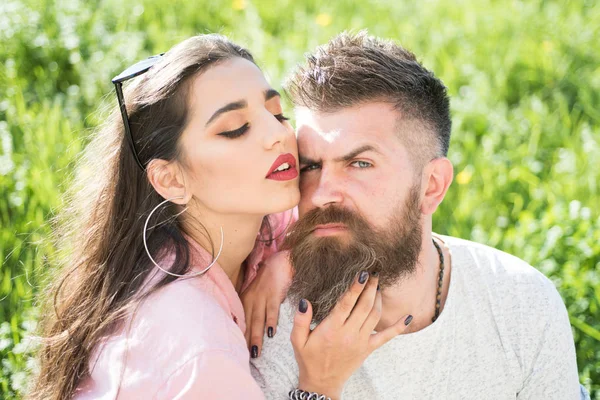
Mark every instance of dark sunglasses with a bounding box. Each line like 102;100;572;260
111;53;164;171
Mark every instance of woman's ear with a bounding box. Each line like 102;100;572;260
420;157;453;215
146;159;191;205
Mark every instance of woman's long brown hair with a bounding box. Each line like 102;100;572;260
29;34;269;400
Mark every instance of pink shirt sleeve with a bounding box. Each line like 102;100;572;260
274;208;298;249
155;350;266;400
242;208;298;291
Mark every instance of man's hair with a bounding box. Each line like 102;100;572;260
285;31;451;163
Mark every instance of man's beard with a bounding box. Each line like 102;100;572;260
284;185;423;323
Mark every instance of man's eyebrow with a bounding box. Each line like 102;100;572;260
265;89;280;101
333;145;381;162
205;100;247;127
299;155;319;165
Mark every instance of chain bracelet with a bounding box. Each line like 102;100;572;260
288;388;332;400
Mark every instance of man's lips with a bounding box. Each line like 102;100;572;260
312;223;348;237
266;153;298;181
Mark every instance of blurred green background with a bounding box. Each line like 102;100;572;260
0;0;598;398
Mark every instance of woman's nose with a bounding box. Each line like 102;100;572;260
263;114;292;151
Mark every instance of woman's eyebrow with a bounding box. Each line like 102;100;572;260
205;90;280;127
265;89;280;101
205;100;247;127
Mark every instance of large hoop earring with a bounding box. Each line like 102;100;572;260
143;196;224;278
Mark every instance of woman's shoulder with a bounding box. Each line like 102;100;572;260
78;277;249;399
91;276;246;370
131;277;244;349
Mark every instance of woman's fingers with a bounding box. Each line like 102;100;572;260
265;296;281;339
291;299;312;351
361;288;382;334
368;314;413;350
346;272;379;328
249;306;266;358
243;301;253;347
326;270;370;325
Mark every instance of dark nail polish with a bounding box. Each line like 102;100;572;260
358;271;369;284
251;345;258;358
371;271;379;277
404;315;413;326
377;284;380;291
267;327;274;338
299;299;308;313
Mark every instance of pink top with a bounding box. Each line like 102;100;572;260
74;211;294;400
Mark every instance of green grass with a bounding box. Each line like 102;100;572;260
1;0;599;398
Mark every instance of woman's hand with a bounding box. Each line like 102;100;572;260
291;271;412;400
241;250;293;358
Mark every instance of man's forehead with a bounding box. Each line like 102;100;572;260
295;108;341;145
295;104;399;156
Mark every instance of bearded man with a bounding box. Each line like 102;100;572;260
250;32;585;400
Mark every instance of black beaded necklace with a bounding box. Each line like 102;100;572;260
432;238;445;322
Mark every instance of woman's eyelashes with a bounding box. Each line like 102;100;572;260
217;113;289;139
218;123;250;139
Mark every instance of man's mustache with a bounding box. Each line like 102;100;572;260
285;206;368;242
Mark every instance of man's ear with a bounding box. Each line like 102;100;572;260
146;159;191;205
420;157;453;215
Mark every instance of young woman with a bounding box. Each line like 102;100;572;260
29;34;408;400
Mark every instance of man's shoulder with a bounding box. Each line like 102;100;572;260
442;235;551;285
441;235;565;317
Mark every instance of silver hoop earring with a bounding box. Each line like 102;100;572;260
143;196;224;278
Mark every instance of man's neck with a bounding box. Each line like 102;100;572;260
376;233;452;333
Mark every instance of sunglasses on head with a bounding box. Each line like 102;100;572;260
111;53;164;171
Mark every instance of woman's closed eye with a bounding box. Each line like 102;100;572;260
218;123;250;139
218;113;287;139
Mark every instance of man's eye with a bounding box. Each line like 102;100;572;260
300;164;321;173
350;160;372;168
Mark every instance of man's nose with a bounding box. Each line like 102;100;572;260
310;168;344;208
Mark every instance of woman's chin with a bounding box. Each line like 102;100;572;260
266;188;300;214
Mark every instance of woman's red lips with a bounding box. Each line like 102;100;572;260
266;153;298;181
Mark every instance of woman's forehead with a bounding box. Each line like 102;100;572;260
187;58;273;122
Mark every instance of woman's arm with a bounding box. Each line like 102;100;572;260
241;250;293;357
241;209;298;356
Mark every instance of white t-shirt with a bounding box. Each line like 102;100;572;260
251;235;582;400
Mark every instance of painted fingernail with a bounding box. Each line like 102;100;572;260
251;345;258;358
404;315;413;326
299;299;308;313
267;327;274;338
358;271;369;284
371;271;379;277
377;284;380;291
